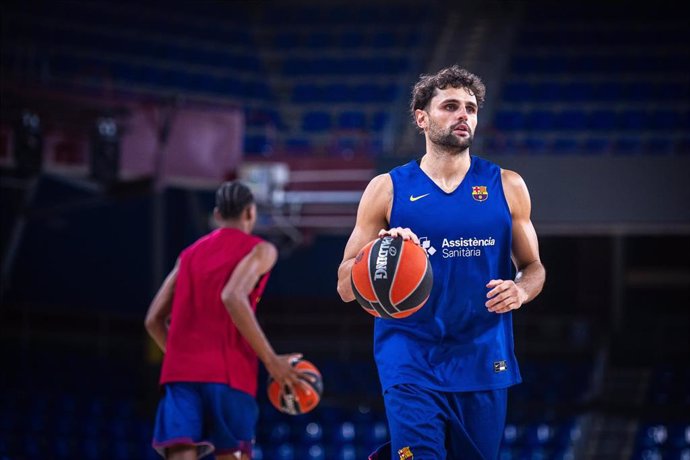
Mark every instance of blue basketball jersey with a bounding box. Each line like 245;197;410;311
374;155;521;392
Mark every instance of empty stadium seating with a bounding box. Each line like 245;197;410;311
633;421;690;460
486;1;689;156
0;338;595;460
5;0;687;163
1;0;437;159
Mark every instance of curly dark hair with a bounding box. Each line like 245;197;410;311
215;180;254;219
410;65;486;123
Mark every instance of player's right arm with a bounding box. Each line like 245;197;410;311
337;173;394;302
144;258;180;353
221;241;302;388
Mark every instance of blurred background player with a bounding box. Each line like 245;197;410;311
144;180;303;460
337;65;546;459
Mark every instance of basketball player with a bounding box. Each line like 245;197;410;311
145;181;303;460
337;65;546;459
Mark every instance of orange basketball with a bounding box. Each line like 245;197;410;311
350;235;433;319
267;359;323;415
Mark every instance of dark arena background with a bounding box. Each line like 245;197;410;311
1;0;689;459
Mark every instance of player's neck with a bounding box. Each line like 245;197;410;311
421;149;470;176
419;149;471;193
217;220;250;233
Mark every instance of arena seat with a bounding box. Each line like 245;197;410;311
335;444;358;460
300;443;327;460
302;111;333;132
526;110;556;131
296;421;324;445
338;111;367;131
501;82;533;103
494;110;526;131
552;138;581;155
331;421;357;446
251;444;265;460
272;442;296;460
643;138;675;156
269;421;292;444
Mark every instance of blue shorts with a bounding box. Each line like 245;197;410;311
152;382;258;459
369;384;508;460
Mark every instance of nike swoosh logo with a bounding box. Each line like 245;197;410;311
409;193;430;202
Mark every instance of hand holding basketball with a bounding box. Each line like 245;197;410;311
267;358;323;415
264;353;304;389
350;234;433;319
378;226;420;245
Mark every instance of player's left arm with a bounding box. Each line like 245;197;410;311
144;258;180;352
486;169;546;314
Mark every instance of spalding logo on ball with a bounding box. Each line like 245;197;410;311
267;358;323;415
350;235;433;319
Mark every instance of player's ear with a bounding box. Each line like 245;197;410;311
213;207;223;223
415;109;427;130
245;203;257;222
244;203;258;232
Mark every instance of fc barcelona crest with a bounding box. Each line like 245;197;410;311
398;447;413;460
472;185;488;202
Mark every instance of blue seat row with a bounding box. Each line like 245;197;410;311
301;111;390;132
632;446;690;460
257;418;388;443
293;83;399;104
493;109;689;132
503;420;579;448
10;17;258;70
46;55;271;99
517;27;687;47
260;4;431;26
17;1;253;43
510;55;690;74
637;422;690;448
501;81;690;103
499;445;575;460
483;135;689;156
282;57;409;76
272;30;418;49
253;443;372;460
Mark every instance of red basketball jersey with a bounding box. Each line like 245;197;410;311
160;227;270;397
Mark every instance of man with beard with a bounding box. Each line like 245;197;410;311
336;65;546;459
